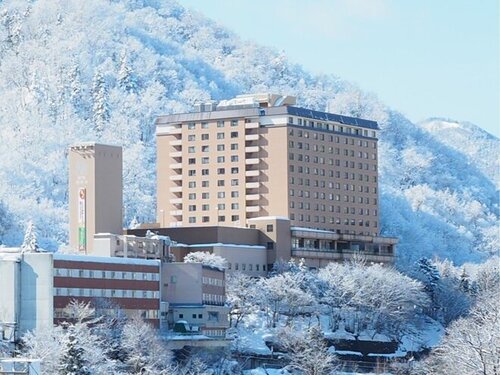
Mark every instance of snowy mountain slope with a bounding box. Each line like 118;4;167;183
0;0;497;267
418;118;499;189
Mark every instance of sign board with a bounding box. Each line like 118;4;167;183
78;188;86;253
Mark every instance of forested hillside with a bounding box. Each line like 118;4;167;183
0;0;497;267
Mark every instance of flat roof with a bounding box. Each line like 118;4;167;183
156;105;378;130
54;253;161;266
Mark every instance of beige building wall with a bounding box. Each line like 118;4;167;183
248;217;293;266
69;143;123;254
155;98;380;237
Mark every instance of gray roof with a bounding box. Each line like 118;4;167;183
156;105;378;130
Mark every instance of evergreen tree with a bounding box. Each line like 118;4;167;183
21;220;39;253
416;257;440;291
118;52;138;93
59;330;90;375
91;71;109;133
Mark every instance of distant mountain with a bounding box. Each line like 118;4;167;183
0;0;497;268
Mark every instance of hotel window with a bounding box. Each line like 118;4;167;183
231;191;239;198
217;180;225;187
202;169;209;175
189;193;196;200
202;216;210;223
231;155;239;162
188;170;196;176
201;122;208;129
231;143;238;150
202;204;209;211
217;120;224;127
217;168;225;175
202;157;209;164
231;179;239;186
217;192;225;198
231;167;239;174
217;132;225;139
188;123;196;130
218;216;226;222
231;203;239;210
202;145;209;152
217;144;225;151
201;133;209;140
188;146;195;153
231;120;238;126
188;205;196;211
231;215;239;222
202;192;210;199
266;224;273;232
230;131;238;138
189;217;196;223
188;158;196;165
202;180;209;187
188;134;195;141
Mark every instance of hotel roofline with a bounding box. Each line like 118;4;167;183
156;105;378;130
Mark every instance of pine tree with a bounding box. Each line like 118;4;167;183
118;52;137;93
92;71;109;133
21;220;39;253
59;330;90;375
416;257;440;291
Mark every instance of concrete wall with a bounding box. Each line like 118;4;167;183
69;143;122;254
248;217;292;266
163;263;203;304
126;226;260;246
212;245;267;276
0;255;20;342
19;253;53;335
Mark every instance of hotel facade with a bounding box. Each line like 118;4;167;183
154;94;397;267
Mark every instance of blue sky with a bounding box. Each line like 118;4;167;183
179;0;499;137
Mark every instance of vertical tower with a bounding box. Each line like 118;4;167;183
69;143;123;254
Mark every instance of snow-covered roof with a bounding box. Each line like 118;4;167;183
53;253;160;266
290;226;336;234
173;242;266;250
247;216;290;221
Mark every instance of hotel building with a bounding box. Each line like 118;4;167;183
157;94;378;235
154;94;397;267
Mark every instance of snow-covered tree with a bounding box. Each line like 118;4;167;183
226;272;257;328
424;294;500;374
59;328;91;375
121;315;173;374
21;220;39;253
22;326;66;375
184;251;228;270
257;272;316;328
279;326;339;375
118;52;138;93
92;70;109;132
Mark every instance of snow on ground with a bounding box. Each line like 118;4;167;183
234;311;443;360
397;317;444;354
233;312;272;355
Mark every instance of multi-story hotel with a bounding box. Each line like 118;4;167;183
157;93;379;236
154;94;397;268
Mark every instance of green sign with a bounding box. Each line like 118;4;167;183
78;227;86;248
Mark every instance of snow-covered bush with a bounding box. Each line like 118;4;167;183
184;251;228;269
